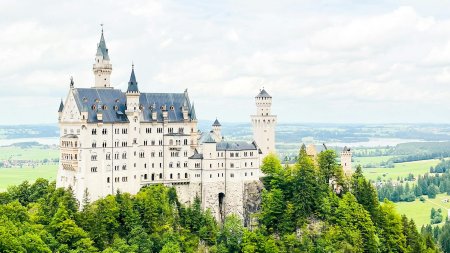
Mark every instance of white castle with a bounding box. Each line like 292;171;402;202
56;30;276;221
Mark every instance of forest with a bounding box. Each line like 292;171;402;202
0;147;442;252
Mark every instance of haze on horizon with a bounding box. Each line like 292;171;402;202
1;0;450;125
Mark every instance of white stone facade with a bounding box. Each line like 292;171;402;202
251;89;277;157
56;30;276;221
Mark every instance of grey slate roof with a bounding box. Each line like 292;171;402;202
199;132;216;143
256;89;271;98
343;146;351;152
58;100;64;112
96;31;110;61
190;149;203;159
216;141;257;151
190;103;197;120
71;88;195;123
212;118;221;126
127;67;139;93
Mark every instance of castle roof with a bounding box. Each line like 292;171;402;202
127;66;139;93
58;99;64;112
96;30;110;61
342;146;351;152
256;89;271;98
190;103;197;120
71;88;195;123
212;118;221;127
216;141;257;151
199;132;216;143
189;149;203;159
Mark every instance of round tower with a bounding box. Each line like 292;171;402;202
93;27;112;88
251;88;277;157
341;146;352;176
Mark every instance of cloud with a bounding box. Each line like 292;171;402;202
1;1;450;124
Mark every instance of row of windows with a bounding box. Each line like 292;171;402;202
142;172;189;181
106;177;128;183
61;141;77;148
169;162;188;168
63;129;80;135
61;153;77;160
170;151;190;158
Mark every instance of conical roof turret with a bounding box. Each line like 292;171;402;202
96;28;110;61
126;64;139;93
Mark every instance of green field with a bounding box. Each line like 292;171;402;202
0;164;58;192
353;155;394;166
395;193;450;228
362;159;440;181
0;146;59;161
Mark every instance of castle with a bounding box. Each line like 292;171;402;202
56;30;276;221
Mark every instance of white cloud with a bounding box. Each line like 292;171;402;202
1;1;450;124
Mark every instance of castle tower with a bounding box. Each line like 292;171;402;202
251;89;276;157
212;118;222;142
93;28;112;88
341;146;352;176
125;64;140;113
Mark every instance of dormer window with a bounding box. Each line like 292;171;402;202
95;98;100;103
114;105;118;110
92;105;97;110
115;99;120;103
82;97;87;102
102;105;107;110
170;105;174;111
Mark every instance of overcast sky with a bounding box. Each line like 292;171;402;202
2;0;450;125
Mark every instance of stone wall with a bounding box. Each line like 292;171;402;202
243;180;264;227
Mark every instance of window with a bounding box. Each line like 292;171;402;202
92;129;97;135
107;177;110;183
102;141;107;148
91;167;97;172
102;128;107;135
91;155;97;161
122;165;127;170
122;177;128;182
170;173;173;179
92;142;97;148
230;173;234;178
185;173;188;178
106;153;111;160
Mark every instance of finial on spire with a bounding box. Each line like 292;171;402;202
100;23;104;33
70;76;74;88
132;61;134;70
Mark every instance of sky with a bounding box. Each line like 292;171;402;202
2;0;450;125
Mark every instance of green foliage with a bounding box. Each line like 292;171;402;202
0;145;440;252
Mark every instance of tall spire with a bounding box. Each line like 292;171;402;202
190;103;197;120
127;64;139;93
96;26;110;61
93;26;112;88
58;99;64;112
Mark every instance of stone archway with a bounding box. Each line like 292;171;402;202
218;192;225;223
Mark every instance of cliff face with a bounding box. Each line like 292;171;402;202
243;180;264;227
